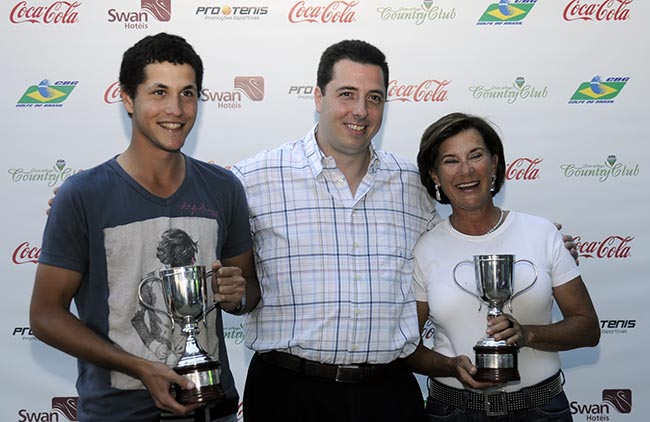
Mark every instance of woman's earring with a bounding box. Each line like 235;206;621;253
490;175;496;193
434;184;441;202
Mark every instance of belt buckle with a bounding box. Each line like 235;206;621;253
484;390;508;416
335;365;363;383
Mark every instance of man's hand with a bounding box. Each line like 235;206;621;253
138;360;204;415
553;222;579;265
211;260;246;312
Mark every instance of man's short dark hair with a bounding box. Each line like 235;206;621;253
119;32;204;99
316;40;389;94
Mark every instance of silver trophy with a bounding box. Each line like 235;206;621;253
138;265;225;404
453;254;538;382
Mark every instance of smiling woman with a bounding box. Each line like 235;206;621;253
407;112;600;422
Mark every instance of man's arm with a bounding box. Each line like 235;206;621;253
30;263;201;415
213;248;260;314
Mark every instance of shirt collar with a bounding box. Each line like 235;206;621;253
303;123;381;177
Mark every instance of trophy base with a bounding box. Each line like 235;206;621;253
473;344;520;382
174;361;225;405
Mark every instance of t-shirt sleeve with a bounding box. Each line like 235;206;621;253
38;177;88;274
549;224;580;288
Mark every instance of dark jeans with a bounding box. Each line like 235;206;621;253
425;390;572;422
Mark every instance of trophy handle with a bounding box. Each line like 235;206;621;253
203;270;218;327
138;275;175;331
507;259;539;311
453;259;483;311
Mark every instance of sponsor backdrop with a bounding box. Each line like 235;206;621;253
2;0;647;421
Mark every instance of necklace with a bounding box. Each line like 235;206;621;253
486;208;504;234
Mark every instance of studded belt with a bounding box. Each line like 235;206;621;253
258;351;404;383
429;371;564;416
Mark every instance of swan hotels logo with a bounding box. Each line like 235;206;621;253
477;0;536;25
571;389;632;420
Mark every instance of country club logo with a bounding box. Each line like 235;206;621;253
223;323;245;345
563;0;633;22
288;1;358;23
9;0;81;24
571;389;632;418
16;79;77;108
376;1;456;25
8;159;78;186
108;0;171;29
600;319;636;335
569;75;628;103
18;397;78;422
201;76;265;109
387;78;451;103
478;0;536;25
195;5;270;21
560;154;639;182
469;76;548;104
574;235;633;259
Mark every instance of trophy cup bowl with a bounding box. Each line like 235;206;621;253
453;254;537;382
139;265;225;405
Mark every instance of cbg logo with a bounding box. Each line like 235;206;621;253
16;79;77;108
477;0;536;25
569;75;628;103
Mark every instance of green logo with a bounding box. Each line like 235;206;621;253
478;1;536;24
17;79;78;107
569;76;628;104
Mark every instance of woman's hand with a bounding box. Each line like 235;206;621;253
486;314;527;347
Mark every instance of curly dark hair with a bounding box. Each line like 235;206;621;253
155;228;198;268
119;32;204;100
417;112;506;204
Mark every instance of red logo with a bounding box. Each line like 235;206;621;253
288;1;357;23
387;79;450;103
104;81;122;104
563;0;632;21
9;1;80;24
13;241;41;264
574;235;633;259
506;158;542;181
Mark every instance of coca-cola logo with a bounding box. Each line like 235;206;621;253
574;235;633;259
387;79;450;103
288;1;357;23
563;0;632;21
13;241;41;264
506;158;542;181
104;81;122;104
9;1;81;24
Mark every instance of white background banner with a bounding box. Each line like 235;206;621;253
2;1;647;421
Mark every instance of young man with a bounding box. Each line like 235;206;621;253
233;39;436;422
30;33;259;422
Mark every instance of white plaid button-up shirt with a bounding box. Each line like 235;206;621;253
232;125;439;365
